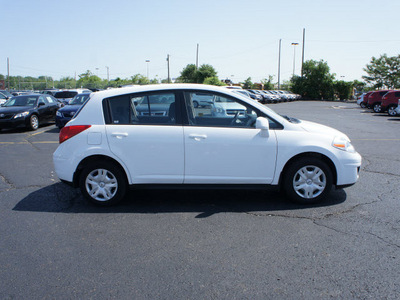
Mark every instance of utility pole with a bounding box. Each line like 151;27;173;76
196;44;199;69
167;54;171;83
291;42;299;77
7;57;10;91
301;28;305;77
277;39;281;90
105;66;109;82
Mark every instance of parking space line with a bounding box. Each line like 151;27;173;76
0;141;58;144
353;139;400;141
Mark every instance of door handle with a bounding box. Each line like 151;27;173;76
189;134;207;141
111;132;128;139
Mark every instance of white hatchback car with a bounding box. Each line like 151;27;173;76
53;84;361;206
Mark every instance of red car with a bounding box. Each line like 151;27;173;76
367;90;391;113
360;91;373;108
381;90;400;116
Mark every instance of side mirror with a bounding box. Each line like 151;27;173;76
256;117;270;137
38;102;45;107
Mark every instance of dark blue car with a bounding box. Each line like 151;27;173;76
56;93;91;129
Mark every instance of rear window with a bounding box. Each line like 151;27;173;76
54;91;78;99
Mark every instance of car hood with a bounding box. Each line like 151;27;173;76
0;106;33;114
299;120;349;140
59;105;81;113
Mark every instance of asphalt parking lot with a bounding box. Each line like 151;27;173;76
1;101;399;299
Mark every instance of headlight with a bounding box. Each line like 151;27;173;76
332;136;355;153
14;111;29;119
212;107;224;114
56;111;63;117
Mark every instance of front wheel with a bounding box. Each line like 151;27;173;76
387;105;397;116
360;102;366;108
283;157;333;204
29;114;39;131
79;161;127;206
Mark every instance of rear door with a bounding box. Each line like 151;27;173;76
104;91;184;184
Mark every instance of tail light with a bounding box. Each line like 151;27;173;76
59;125;91;144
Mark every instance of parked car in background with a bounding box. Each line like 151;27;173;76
0;94;59;131
367;90;391;113
54;89;92;105
380;90;400;116
0;90;13;105
42;88;61;96
357;93;366;107
395;99;400;115
360;91;373;108
53;84;361;206
56;93;91;129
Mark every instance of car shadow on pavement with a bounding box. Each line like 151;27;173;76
13;182;347;218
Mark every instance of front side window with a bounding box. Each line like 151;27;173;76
184;91;259;128
106;92;177;125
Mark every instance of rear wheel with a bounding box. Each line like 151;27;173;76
283;157;333;204
79;161;127;206
360;102;366;108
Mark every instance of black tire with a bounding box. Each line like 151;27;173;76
360;102;366;108
283;157;333;204
373;103;382;113
79;161;127;206
29;114;39;131
387;105;397;116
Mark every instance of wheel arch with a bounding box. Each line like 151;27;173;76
278;152;338;188
73;154;129;187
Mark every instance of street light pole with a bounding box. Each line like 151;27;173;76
105;66;109;82
278;39;281;90
145;60;150;79
291;42;299;77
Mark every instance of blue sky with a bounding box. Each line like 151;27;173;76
2;0;400;83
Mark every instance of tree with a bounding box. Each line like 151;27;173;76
260;75;274;90
203;76;226;86
363;54;400;89
196;64;217;83
334;80;353;101
76;70;102;89
291;59;335;100
242;77;254;89
178;64;218;84
178;64;198;83
130;74;150;85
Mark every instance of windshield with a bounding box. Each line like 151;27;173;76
4;96;38;107
0;90;13;98
70;94;90;105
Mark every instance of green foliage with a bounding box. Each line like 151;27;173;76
362;54;400;89
334;80;353;101
130;74;150;85
178;64;218;84
242;77;254;89
260;75;274;90
291;59;335;100
203;76;226;86
76;70;102;89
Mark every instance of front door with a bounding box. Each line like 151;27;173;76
182;91;277;184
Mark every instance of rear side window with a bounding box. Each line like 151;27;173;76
105;92;178;125
395;92;400;97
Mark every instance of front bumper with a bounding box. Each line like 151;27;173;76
0;118;27;129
